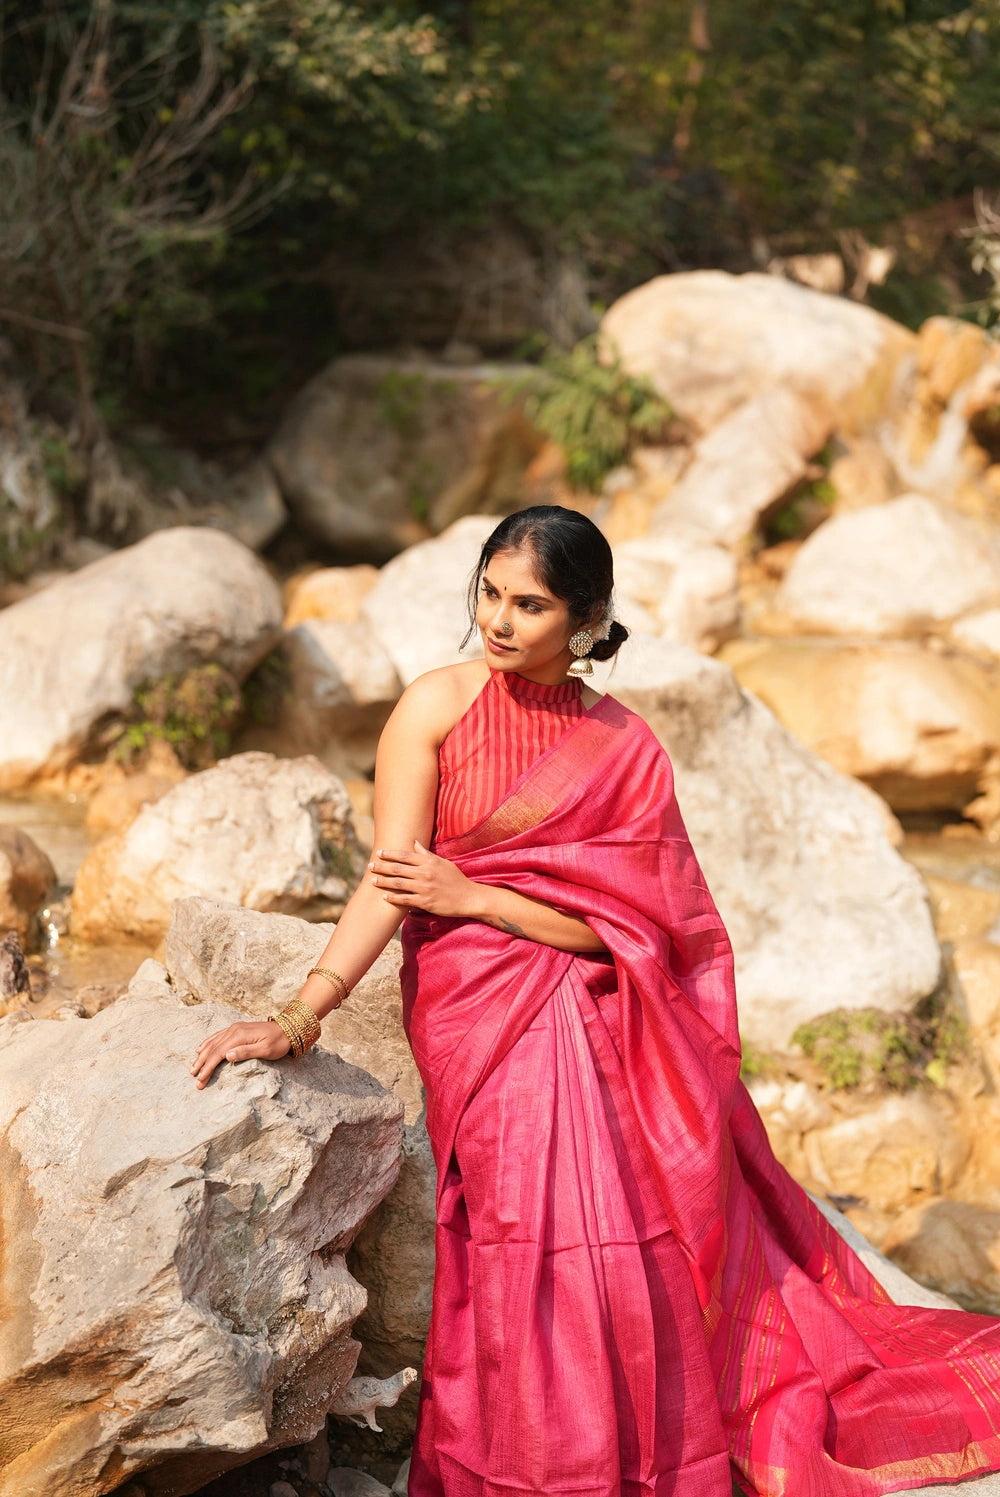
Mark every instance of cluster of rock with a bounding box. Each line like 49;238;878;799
7;269;1000;1493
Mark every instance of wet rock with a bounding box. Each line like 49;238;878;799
775;495;1000;636
0;824;56;944
0;930;30;1014
600;634;940;1049
0;527;282;791
601;270;915;435
0;973;404;1497
268;355;542;562
720;637;1000;818
71;753;364;944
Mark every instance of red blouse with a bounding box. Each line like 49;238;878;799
434;669;585;842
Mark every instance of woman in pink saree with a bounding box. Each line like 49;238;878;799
195;507;1000;1497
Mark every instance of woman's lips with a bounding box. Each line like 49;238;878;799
487;636;516;654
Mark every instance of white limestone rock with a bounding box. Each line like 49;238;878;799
0;976;404;1497
612;529;739;651
70;752;365;944
776;495;1000;636
593;634;941;1049
600;270;915;435
361;516;493;685
649;386;834;548
0;527;283;791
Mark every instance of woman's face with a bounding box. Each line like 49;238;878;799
475;545;579;684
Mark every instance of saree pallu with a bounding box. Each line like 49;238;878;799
400;693;1000;1497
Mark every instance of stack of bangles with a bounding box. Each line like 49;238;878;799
268;967;350;1057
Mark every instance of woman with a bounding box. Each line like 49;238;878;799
193;507;1000;1497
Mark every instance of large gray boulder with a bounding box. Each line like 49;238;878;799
164;897;435;1439
593;635;941;1049
268;355;541;561
70;752;365;944
0;527;283;791
0;970;404;1497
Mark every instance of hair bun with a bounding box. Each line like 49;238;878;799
589;618;629;663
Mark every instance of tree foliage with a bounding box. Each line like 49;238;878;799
3;0;999;426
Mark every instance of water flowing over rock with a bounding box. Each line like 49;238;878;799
0;824;56;945
0;527;283;791
720;638;1000;819
164;897;434;1438
0;972;404;1497
70;752;365;944
598;634;940;1049
268;355;542;561
776;495;1000;635
600;270;915;435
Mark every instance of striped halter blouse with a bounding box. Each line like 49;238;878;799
435;668;585;842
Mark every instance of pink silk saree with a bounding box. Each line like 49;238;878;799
400;692;1000;1497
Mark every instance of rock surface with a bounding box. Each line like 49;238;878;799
361;516;493;685
595;634;941;1048
776;495;1000;635
802;1093;970;1213
284;566;380;629
0;974;404;1497
650;386;833;548
164;896;434;1437
242;620;402;778
612;529;740;651
720;637;1000;817
953;938;1000;1091
0;824;57;945
0;527;283;791
882;1197;1000;1316
600;270;915;434
268;355;542;561
71;753;365;944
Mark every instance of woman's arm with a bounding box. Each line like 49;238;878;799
191;673;451;1087
369;844;606;953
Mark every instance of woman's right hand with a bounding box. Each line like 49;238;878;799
190;1019;291;1089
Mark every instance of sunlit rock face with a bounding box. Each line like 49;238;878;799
602;634;940;1050
0;970;404;1497
0;527;282;792
70;752;365;944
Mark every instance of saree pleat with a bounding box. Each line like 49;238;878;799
401;685;1000;1497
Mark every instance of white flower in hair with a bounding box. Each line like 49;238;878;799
592;599;614;642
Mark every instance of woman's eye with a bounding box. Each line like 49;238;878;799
520;602;541;614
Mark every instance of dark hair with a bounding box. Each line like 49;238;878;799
461;505;629;663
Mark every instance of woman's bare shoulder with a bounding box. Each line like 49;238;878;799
392;660;491;746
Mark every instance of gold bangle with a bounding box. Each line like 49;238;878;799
268;996;322;1057
307;966;350;1007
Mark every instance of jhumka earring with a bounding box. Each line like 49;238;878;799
566;628;595;677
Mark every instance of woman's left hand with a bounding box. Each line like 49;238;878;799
370;840;479;918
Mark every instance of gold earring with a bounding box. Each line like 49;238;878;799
566;628;594;677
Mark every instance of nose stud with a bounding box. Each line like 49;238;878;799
498;621;513;636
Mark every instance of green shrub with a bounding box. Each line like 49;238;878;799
115;663;242;770
502;336;673;493
792;1003;971;1093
